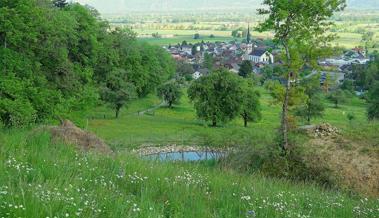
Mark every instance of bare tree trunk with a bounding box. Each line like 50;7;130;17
115;108;120;119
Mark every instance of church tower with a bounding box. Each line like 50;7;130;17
243;23;253;61
246;24;253;54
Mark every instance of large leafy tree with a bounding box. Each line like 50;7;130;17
100;69;136;119
157;81;182;108
257;0;346;152
188;69;244;127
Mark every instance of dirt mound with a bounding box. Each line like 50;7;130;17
304;136;379;197
50;120;112;154
301;123;340;137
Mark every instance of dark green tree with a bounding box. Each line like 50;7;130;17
194;33;200;39
203;53;214;70
240;82;262;127
100;69;136;118
157;81;182;108
238;60;253;78
368;82;379;120
188;69;244;127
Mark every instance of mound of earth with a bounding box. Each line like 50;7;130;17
300;123;340;138
50;120;112;154
300;124;379;197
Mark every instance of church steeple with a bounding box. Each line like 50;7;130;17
247;23;251;44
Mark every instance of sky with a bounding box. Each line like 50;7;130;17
72;0;379;14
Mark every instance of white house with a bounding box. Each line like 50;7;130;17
192;71;202;80
246;49;274;64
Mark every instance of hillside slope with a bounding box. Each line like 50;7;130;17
0;130;378;217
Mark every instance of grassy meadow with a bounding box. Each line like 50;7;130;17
1;87;379;217
1;129;379;218
81;88;371;149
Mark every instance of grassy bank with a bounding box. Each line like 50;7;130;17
0;130;378;218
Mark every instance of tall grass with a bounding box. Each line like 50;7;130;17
0;130;378;218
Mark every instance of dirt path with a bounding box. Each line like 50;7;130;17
137;101;166;115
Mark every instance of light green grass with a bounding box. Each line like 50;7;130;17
0;130;378;218
82;88;378;150
135;28;378;48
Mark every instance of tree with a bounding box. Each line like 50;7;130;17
194;33;200;39
238;60;253;78
367;82;379;120
188;69;244;127
295;75;325;124
328;89;347;108
257;0;345;152
240;82;262;127
203;53;214;70
157;81;182;108
362;31;375;55
53;0;68;8
100;69;136;118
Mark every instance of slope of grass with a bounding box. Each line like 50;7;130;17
0;130;378;218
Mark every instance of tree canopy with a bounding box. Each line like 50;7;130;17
188;69;244;127
0;0;175;127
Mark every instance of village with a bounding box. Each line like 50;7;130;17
164;29;371;89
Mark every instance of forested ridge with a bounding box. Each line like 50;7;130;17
0;0;175;127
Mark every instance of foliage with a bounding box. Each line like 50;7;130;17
100;69;136;118
0;0;175;127
238;60;252;78
240;82;262;127
203;53;214;70
157;81;182;108
367;81;379;120
257;0;346;151
295;76;325;124
328;89;348;108
188;69;244;126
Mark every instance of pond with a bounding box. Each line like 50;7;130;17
144;151;225;161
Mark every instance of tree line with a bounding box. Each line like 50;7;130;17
0;0;175;127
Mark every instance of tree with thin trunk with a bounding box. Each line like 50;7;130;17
157;81;182;108
257;0;346;152
240;81;262;127
101;69;136;118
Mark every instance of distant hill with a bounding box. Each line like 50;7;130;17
73;0;379;14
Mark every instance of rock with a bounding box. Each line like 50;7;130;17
309;123;340;138
50;120;112;154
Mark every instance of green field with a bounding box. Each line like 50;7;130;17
1;87;379;217
134;29;379;48
82;88;370;149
